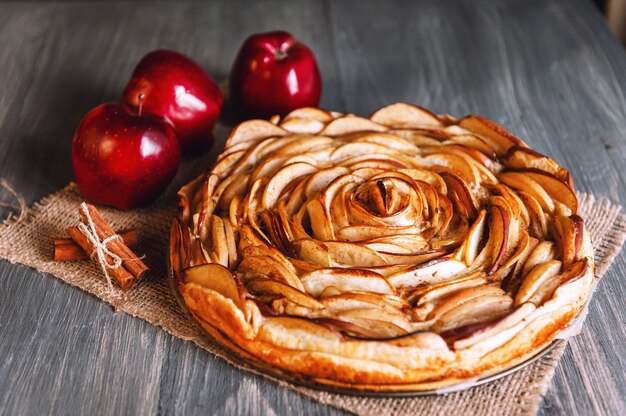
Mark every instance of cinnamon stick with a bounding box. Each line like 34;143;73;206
78;204;148;279
53;229;138;261
66;226;138;290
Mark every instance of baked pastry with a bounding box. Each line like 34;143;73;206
170;103;594;391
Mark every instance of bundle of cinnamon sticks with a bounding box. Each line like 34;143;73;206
53;203;148;290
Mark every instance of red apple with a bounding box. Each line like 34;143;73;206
122;50;222;153
72;102;180;210
230;31;322;119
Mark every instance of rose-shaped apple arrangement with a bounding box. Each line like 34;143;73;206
72;50;222;210
170;104;594;388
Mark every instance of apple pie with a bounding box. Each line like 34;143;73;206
169;103;595;391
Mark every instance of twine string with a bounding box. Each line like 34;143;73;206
0;178;28;223
78;202;123;289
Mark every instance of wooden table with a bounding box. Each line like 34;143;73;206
0;1;624;414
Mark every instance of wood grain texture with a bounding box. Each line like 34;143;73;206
0;0;624;415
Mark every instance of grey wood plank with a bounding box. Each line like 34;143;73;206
0;262;165;416
0;1;624;415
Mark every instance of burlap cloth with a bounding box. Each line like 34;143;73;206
1;150;625;416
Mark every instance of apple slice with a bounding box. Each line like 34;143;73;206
571;214;586;255
224;119;287;149
258;317;344;347
452;209;487;265
330;141;399;161
553;215;578;267
179;218;193;271
376;249;446;266
487;205;510;275
169;218;186;275
292;238;332;267
426;153;480;186
446;134;498;159
380;331;449;349
216;174;249;211
262;162;318;209
422;144;495;170
183;263;244;310
237;225;269;252
211;150;247;178
331;308;412;337
222;218;238;269
517;191;548;239
558;257;591;286
387;258;466;288
303;166;350;199
237;255;304;291
246;278;323;309
362;242;412;254
208;215;229;267
398;168;448;193
301;268;396;297
240;244;296;274
440;172;478;220
514;260;563;306
431;287;513;332
453;302;536;350
347;158;408;171
231;136;299;175
321;115;387;136
288;257;320;275
177;173;206;223
181;283;253;339
390;130;446;147
320;292;406;314
415;274;487;306
521;240;557;277
217;140;259;161
279;117;325;134
335;224;418;241
305;199;334;241
189;236;211;267
490;184;530;227
429;285;506;319
276;135;334;155
312;317;388;339
508;169;578;214
497;171;555;214
280;182;307;218
356;132;419;153
282;107;334;123
369;102;444;127
248;156;293;184
463;211;488;266
502;146;570;181
458;115;525;156
503;236;539;293
363;234;428;253
490;230;530;280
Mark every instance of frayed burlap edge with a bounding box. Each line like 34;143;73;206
0;182;624;416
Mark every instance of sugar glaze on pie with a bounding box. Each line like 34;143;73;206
170;103;595;390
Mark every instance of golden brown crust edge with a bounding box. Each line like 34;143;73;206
174;261;592;391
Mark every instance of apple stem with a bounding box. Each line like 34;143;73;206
274;50;288;60
138;93;145;117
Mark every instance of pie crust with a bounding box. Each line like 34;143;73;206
169;103;595;391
